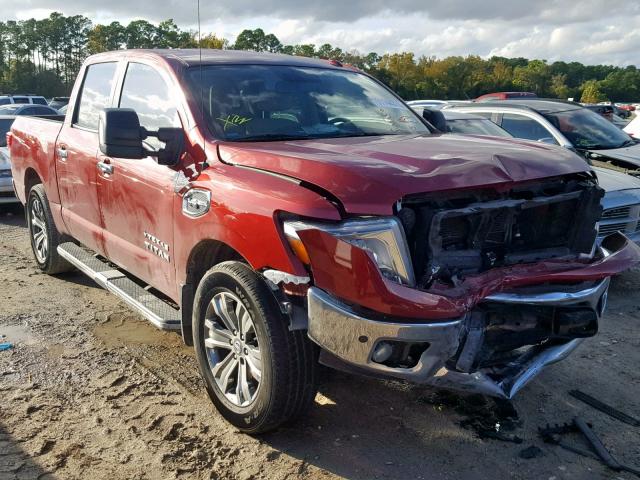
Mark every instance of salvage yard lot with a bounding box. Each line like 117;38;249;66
1;210;639;480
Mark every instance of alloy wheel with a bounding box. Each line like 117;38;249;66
204;291;262;407
30;197;48;263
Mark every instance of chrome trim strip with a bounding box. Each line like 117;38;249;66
485;278;609;309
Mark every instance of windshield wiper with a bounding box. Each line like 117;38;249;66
232;133;313;142
616;139;636;149
580;144;611;150
232;132;392;142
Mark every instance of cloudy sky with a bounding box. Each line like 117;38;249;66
7;0;640;66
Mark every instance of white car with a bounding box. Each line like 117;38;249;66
0;116;18;207
0;94;48;107
624;115;640;139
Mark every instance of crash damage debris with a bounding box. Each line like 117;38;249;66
519;445;544;459
569;389;640;427
539;418;640;478
419;391;522;443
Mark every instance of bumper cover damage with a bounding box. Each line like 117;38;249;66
302;231;640;398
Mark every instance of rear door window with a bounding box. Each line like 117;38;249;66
74;62;118;130
31;97;47;105
500;113;558;144
13;97;29;104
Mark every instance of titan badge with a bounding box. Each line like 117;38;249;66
144;231;170;262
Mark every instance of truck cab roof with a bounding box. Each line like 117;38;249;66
87;49;348;70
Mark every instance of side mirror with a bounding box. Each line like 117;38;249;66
99;108;184;166
422;108;447;132
99;108;145;159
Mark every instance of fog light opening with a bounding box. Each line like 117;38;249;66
371;340;430;369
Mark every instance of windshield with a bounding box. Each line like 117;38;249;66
446;118;512;137
543;108;633;150
187;65;429;141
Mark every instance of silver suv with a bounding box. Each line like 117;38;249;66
448;99;640;173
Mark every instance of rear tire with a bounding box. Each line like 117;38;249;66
27;184;73;274
193;261;317;434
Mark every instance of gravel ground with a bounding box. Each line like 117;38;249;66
1;207;639;480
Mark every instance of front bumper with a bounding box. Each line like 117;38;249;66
308;278;609;399
300;231;640;399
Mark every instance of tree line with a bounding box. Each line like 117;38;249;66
0;13;638;102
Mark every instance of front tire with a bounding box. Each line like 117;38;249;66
27;184;72;274
193;261;317;434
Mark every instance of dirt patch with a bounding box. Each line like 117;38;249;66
1;211;640;480
93;313;170;347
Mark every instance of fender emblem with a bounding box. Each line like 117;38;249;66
182;189;211;218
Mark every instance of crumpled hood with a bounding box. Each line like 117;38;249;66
218;134;591;215
588;143;640;169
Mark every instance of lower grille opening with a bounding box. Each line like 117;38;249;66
451;301;598;373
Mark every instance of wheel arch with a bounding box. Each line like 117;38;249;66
180;239;248;346
24;167;42;200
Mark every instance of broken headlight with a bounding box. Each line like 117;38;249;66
283;217;415;286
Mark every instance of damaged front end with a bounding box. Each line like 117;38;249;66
287;173;640;399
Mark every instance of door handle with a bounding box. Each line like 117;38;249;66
57;147;67;160
97;161;114;175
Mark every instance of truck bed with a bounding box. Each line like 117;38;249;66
9;115;65;205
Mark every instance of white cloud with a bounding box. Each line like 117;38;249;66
1;0;639;65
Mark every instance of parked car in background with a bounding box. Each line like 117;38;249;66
583;104;630;127
595;102;632;119
48;96;70;110
448;99;640;176
437;110;512;137
0;104;60;116
593;167;640;243
407;100;472;110
406;99;449;110
0;94;48;106
0;115;18;208
57;104;67;115
624;115;640;139
430;108;640;245
475;91;537;102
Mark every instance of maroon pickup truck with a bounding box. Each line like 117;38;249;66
9;49;640;433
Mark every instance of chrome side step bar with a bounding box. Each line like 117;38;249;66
57;242;181;331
